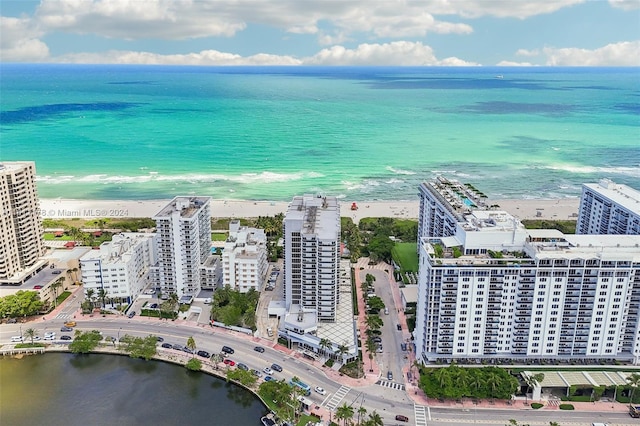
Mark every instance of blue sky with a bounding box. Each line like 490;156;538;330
1;0;639;66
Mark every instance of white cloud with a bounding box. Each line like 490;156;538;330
56;49;302;65
304;41;478;66
496;60;535;66
430;0;586;19
542;41;640;66
516;48;540;57
608;0;640;11
0;16;49;61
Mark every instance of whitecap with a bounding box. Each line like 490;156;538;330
385;166;416;175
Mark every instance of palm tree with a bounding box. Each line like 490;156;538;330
51;278;64;308
24;328;37;344
86;288;95;310
626;372;640;406
168;292;179;311
186;336;196;358
97;287;108;308
319;338;332;357
335;343;349;364
210;353;223;369
365;315;383;332
72;267;79;283
357;406;367;425
335;403;354;426
366;410;383;426
486;371;503;399
365;338;377;372
433;367;450;388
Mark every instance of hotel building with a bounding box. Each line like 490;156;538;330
150;197;213;299
222;220;268;293
0;161;47;284
415;210;640;365
418;176;489;241
80;233;157;304
576;179;640;235
283;195;341;322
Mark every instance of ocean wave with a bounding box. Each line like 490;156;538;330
385;166;416;175
37;171;324;185
539;164;640;178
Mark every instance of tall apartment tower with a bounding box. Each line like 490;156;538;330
283;195;340;322
418;176;489;241
0;162;46;284
415;210;640;365
151;197;212;299
576;179;640;235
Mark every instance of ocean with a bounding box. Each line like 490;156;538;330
1;65;638;201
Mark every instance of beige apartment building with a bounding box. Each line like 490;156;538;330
0;162;47;284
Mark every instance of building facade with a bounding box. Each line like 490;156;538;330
418;176;489;242
415;212;640;365
221;220;268;293
283;195;340;322
0;161;46;284
150;197;212;299
80;233;157;305
577;179;640;235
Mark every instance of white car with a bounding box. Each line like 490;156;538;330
44;332;56;340
263;367;273;375
11;336;23;342
314;386;326;395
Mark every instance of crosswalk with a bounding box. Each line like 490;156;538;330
375;379;405;391
55;313;73;319
324;385;350;411
414;404;428;426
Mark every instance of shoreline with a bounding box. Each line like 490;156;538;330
39;197;581;223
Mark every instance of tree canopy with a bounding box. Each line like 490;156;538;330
210;286;259;329
69;330;103;354
419;365;519;400
119;334;158;360
0;291;44;319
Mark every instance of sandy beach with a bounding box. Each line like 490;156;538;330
39;197;581;223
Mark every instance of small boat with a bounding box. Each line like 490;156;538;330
260;415;277;426
495;75;504;79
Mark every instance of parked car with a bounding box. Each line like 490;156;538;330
221;345;234;354
60;335;72;341
127;311;136;318
251;369;262;377
395;414;409;422
270;363;283;372
371;337;382;343
263;367;274;375
161;343;172;349
182;347;193;354
44;332;56;340
264;376;273;382
7;318;17;324
387;371;393;381
197;350;210;358
253;346;265;353
61;326;73;332
400;343;407;351
237;363;249;371
11;336;23;342
172;344;184;351
33;285;43;289
314;386;326;395
149;303;158;309
156;336;164;342
223;359;236;366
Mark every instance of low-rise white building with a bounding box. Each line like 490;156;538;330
221;220;268;293
80;233;157;305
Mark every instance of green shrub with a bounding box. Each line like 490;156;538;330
185;358;202;371
325;358;335;367
530;403;543;409
559;404;574;410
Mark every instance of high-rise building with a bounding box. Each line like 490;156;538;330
283;195;340;322
222;220;268;293
150;196;212;299
80;233;157;304
418;176;489;241
576;179;640;235
0;161;46;284
415;210;640;365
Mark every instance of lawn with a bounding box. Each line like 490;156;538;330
43;233;74;241
391;242;418;272
211;232;228;241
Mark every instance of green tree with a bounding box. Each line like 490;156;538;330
365;296;385;314
335;344;349;364
85;288;95;310
319;338;333;356
119;334;158;360
0;290;44;319
24;328;38;344
69;330;103;354
627;372;640;406
51;278;64;308
97;287;108;308
185;358;202;371
357;406;367;426
210;353;223;369
365;410;383;426
226;368;258;387
186;336;196;358
365;314;383;331
335;403;354;426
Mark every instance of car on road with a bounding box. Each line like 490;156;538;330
61;326;73;332
396;324;402;331
253;346;265;353
60;335;72;341
7;318;17;324
64;321;76;327
395;414;409;422
197;350;210;358
223;359;236;366
264;376;273;382
251;369;262;377
44;332;56;340
387;371;393;381
237;363;249;371
263;367;274;375
127;311;136;318
371;337;382;343
314;386;326;395
182;347;193;354
172;344;184;351
156;336;164;342
376;346;383;353
11;336;23;342
270;363;283;372
400;343;407;351
221;345;234;354
161;343;172;349
34;285;43;289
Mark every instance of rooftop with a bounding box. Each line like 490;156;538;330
286;194;340;240
154;196;211;219
0;161;35;174
584;179;640;212
420;176;490;219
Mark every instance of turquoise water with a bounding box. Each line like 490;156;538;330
1;65;638;201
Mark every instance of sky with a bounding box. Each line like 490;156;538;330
1;0;639;66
